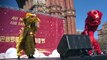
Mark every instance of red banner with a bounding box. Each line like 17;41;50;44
0;7;64;55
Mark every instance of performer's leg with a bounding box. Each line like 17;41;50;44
17;48;21;59
24;36;35;59
92;39;103;54
88;50;92;55
88;38;103;55
16;43;21;59
16;42;25;59
28;54;35;59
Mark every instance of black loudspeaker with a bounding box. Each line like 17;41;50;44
57;34;92;58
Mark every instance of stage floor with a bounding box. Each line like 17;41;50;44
1;54;107;60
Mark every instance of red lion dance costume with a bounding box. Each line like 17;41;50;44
82;10;103;55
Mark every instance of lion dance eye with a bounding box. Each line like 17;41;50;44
94;11;97;14
93;11;99;18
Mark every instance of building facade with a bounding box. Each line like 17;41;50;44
76;29;82;35
98;22;107;50
17;0;76;34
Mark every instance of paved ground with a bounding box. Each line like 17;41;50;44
1;54;107;60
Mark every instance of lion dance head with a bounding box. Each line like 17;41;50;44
86;10;103;26
24;13;40;22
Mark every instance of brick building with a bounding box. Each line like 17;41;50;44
16;0;76;34
98;22;107;50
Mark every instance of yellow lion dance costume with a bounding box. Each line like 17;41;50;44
16;13;40;59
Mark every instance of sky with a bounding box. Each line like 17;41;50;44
0;0;107;38
0;0;18;8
